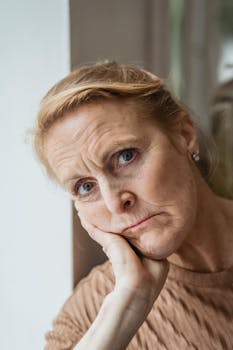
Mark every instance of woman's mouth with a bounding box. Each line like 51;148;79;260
122;213;163;233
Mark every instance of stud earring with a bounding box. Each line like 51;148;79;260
192;152;200;162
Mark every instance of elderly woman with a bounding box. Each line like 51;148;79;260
35;62;233;350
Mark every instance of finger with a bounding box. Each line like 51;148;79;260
78;214;143;281
78;213;118;247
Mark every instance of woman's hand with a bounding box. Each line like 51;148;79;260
78;213;169;304
74;213;169;350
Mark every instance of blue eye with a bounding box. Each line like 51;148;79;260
118;149;136;165
76;181;94;196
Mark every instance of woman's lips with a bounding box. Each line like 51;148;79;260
122;213;162;233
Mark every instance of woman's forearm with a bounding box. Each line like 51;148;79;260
73;287;153;350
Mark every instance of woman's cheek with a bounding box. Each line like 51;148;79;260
76;201;108;228
73;201;90;221
74;201;87;214
91;209;111;229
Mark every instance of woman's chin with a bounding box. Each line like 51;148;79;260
128;231;178;260
140;248;170;260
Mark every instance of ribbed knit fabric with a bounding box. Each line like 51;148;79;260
44;261;233;350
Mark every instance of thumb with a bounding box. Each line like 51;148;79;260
142;258;169;292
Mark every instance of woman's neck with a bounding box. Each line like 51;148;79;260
168;178;233;273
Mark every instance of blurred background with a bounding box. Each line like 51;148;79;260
0;1;232;349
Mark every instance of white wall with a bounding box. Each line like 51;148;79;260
0;1;72;349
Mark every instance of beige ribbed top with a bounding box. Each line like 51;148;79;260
44;260;233;350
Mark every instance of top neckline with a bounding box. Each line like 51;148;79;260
168;262;233;287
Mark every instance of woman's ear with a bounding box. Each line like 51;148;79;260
175;114;199;154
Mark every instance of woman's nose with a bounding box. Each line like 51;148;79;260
101;185;136;214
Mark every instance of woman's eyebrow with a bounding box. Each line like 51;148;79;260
100;136;141;162
63;136;145;187
63;174;84;190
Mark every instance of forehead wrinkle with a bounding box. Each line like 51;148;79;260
81;115;135;165
62;153;93;186
86;122;142;167
86;126;116;167
49;131;104;186
49;134;77;162
71;118;106;142
56;142;102;186
67;117;108;167
51;150;76;181
67;103;137;167
47;134;83;181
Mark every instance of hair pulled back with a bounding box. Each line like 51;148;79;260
34;61;214;186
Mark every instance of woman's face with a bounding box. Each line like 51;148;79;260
45;100;199;260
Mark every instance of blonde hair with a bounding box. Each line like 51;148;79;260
34;61;214;185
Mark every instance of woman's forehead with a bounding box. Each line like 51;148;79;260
44;100;161;184
46;100;149;143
